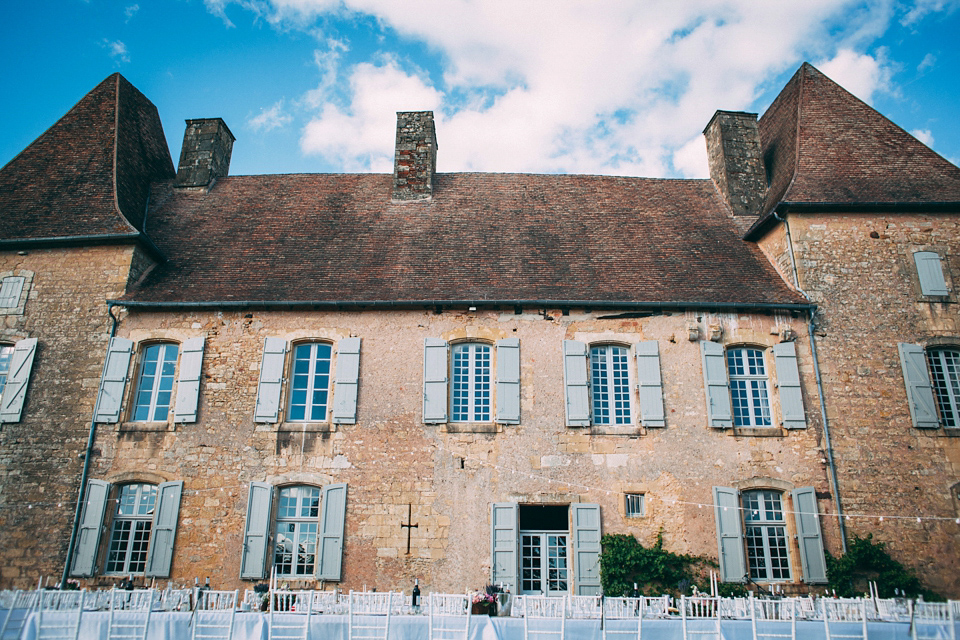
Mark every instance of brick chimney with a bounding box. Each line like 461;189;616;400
392;111;437;202
175;118;235;188
703;111;766;217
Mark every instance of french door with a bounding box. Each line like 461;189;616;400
520;532;569;595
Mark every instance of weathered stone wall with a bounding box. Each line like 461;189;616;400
757;212;960;597
77;306;834;593
0;245;136;588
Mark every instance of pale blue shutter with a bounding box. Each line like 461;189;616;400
94;337;134;423
240;482;274;580
496;338;521;424
174;337;204;423
333;338;361;424
0;338;38;423
317;483;348;581
0;276;25;308
146;481;183;577
490;503;518;594
563;340;590;426
254;338;287;423
713;486;746;583
898;343;940;428
773;342;806;429
701;342;733;428
423;338;448;424
635;341;665;427
791;487;827;584
70;479;111;577
914;252;949;296
571;503;602;595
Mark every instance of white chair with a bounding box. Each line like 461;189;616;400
269;590;313;640
567;595;602;619
35;589;86;640
107;588;154;640
750;596;796;640
428;594;471;640
911;601;956;640
680;596;721;640
0;590;40;640
309;590;341;614
601;597;641;640
822;598;868;640
192;589;238;640
872;598;909;622
349;591;393;640
641;596;671;618
787;597;817;621
719;597;750;620
521;595;566;640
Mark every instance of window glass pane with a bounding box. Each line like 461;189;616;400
288;343;331;422
106;483;155;575
741;490;790;581
450;343;491;423
0;344;13;396
591;346;631;425
625;493;645;517
132;343;178;422
727;348;771;427
929;348;960;428
274;485;322;577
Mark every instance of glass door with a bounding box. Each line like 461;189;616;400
520;532;568;595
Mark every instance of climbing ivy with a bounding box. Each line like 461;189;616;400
825;534;942;600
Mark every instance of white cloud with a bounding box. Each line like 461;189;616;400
248;100;294;132
911;128;934;146
816;48;893;103
101;39;130;64
124;4;139;21
901;0;960;26
917;52;936;73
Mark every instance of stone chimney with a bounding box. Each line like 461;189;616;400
175;118;235;188
703;111;766;217
392;111;437;202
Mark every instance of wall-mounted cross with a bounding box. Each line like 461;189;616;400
400;503;419;556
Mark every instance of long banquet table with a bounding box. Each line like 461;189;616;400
17;610;950;640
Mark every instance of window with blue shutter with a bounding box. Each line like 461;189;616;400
95;337;134;424
174;337;204;423
332;338;361;424
563;340;590;426
635;341;665;427
254;338;287;423
773;342;806;429
423;338;449;423
712;486;746;583
898;343;940;428
496;339;521;424
791;487;828;584
316;483;348;581
240;482;274;579
914;251;949;296
490;503;518;594
0;338;38;423
0;276;25;309
70;479;111;577
571;503;602;595
146;481;183;577
701;342;733;428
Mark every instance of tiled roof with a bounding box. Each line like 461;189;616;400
0;73;175;242
118;173;807;307
757;63;960;218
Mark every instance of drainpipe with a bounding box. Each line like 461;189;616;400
61;303;121;588
774;211;848;553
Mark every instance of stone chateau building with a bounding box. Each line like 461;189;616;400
1;63;959;596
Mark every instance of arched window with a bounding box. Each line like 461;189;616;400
106;483;157;574
726;347;772;427
927;347;960;427
451;342;491;422
288;343;332;422
273;486;322;577
590;345;631;425
132;343;179;421
741;489;791;581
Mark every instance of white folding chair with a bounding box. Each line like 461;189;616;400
349;591;393;640
750;596;796;640
35;589;86;640
309;590;341;614
641;596;671;619
428;594;471;640
107;588;154;640
601;597;641;640
192;589;238;640
0;590;39;640
719;597;750;620
568;595;602;620
522;595;566;640
872;598;909;622
911;601;956;640
680;596;721;640
823;598;868;640
269;590;313;640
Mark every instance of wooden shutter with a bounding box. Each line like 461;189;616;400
635;340;665;427
773;342;806;429
70;479;111;577
496;338;521;424
94;337;134;424
174;337;205;423
914;251;949;296
0;338;38;423
563;340;590;426
571;503;602;595
254;338;287;423
316;483;348;581
898;343;940;428
791;487;828;584
423;338;448;424
146;481;183;577
701;341;733;428
240;482;274;580
332;338;361;424
713;486;746;583
490;503;518;594
0;276;25;308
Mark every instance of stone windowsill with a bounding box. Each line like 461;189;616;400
118;421;176;433
441;422;502;434
589;425;645;436
278;422;337;433
732;426;784;437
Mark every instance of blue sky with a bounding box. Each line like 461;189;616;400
1;0;958;179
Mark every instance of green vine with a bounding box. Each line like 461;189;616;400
600;532;747;597
825;535;942;600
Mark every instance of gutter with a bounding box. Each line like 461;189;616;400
61;303;121;588
0;231;167;263
774;210;847;553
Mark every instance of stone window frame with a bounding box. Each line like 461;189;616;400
908;245;955;303
121;339;184;431
740;488;792;582
0;270;33;316
285;340;335;424
130;342;180;423
731;478;800;584
271;484;323;579
103;482;158;576
450;340;493;424
726;345;774;428
624;493;646;518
